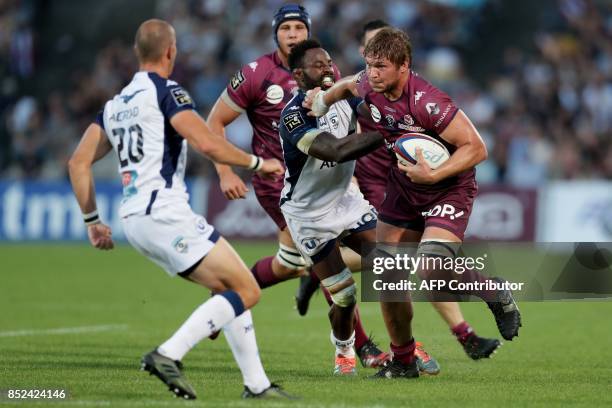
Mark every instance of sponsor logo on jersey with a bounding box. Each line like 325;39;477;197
383;106;396;112
434;104;452;128
120;89;145;104
369;104;381;122
397;113;425;132
230;70;245;90
248;61;258;72
265;84;284;104
421;204;465;220
283;111;306;131
385;114;395;127
172;236;189;253
415;91;426;105
426;102;440;115
171;87;192;106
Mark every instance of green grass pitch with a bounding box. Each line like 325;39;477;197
1;243;611;407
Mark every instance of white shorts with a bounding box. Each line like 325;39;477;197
283;184;377;264
122;202;219;276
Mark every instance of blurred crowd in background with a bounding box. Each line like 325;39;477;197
0;0;611;185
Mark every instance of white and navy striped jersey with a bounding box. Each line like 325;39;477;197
95;71;195;218
279;90;361;219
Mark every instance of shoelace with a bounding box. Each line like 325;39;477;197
415;342;431;363
335;356;356;372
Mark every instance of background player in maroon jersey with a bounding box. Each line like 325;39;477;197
206;4;389;369
304;27;522;377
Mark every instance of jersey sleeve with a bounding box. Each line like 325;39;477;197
223;63;261;112
280;105;321;154
94;110;104;129
347;96;363;115
159;84;196;119
354;70;369;99
413;80;459;134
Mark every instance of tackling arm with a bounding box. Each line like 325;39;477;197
300;130;384;163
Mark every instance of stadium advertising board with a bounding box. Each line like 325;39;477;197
539;181;612;242
0;180;205;241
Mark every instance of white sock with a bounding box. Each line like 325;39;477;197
330;330;356;357
223;310;271;394
158;293;242;361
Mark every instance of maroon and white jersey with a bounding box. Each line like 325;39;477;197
222;52;297;162
356;70;474;191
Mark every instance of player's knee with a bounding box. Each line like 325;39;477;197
236;284;260;309
415;240;459;280
275;243;308;275
321;268;357;308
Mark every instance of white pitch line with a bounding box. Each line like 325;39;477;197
0;324;129;338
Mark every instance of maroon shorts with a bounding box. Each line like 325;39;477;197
356;177;386;211
252;174;287;230
379;168;477;240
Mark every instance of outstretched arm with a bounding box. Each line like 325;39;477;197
171;110;283;179
303;74;361;116
299;129;384;163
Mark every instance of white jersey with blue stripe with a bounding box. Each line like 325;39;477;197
95;71;195;218
279;90;361;220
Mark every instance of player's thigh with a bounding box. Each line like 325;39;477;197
377;220;423;243
278;227;297;248
188;238;260;305
342;228;376;255
312;243;351;281
421;226;461;243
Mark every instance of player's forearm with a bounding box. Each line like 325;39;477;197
201;137;257;169
323;76;358;106
309;131;384;163
68;161;98;214
431;142;487;181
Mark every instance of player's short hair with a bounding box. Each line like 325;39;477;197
363;27;412;68
134;19;175;63
288;38;322;71
359;19;390;45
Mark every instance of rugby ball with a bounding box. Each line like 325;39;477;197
394;133;450;169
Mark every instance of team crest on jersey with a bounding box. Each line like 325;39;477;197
301;237;320;254
426;102;440;115
265;85;284;104
196;217;207;234
369;104;381;122
230;70;245;90
248;61;258;72
171;87;192;106
172;236;188;253
283;111;305;131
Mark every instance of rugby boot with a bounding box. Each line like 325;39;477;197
141;349;197;400
334;354;357;376
486;277;522;340
462;334;501;360
241;383;298;399
295;272;319;316
415;341;441;375
357;337;391;368
370;358;419;379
